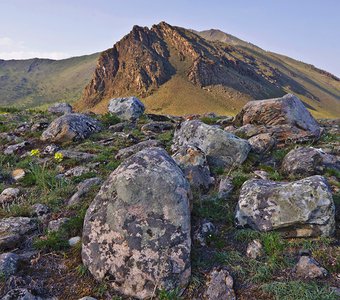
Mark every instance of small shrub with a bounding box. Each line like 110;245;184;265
33;231;69;251
100;113;121;126
158;288;182;300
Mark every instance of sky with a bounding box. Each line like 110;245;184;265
0;0;339;76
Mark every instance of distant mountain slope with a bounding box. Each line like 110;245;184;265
0;53;99;108
77;23;340;118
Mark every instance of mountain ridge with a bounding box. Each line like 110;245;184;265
0;22;339;118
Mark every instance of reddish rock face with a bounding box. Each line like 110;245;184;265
77;22;282;112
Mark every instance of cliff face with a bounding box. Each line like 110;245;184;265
77;22;340;118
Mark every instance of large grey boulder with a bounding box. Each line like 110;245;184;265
0;217;38;250
235;94;322;143
282;147;340;177
235;175;335;237
108;96;145;121
48;102;73;115
172;120;250;168
82;147;191;299
172;145;214;193
41;113;101;143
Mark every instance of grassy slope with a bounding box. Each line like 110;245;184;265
0;53;99;109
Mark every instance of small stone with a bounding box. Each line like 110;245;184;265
141;122;174;134
64;166;91;177
68;236;81;247
294;256;328;279
78;297;97;300
194;220;216;246
11;169;26;181
48;102;73;115
253;170;269;180
246;240;263;259
0;252;20;277
204;267;236;300
248;133;276;154
218;176;234;199
31;122;49;132
48;218;69;232
4;141;30;155
43;144;61;155
0;188;20;205
31;203;50;218
68;177;102;206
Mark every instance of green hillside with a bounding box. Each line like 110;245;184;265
0;53;99;109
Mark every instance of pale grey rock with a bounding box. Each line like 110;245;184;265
68;236;81;247
4;141;30;155
172;145;214;193
48;102;73;115
115;140;162;160
42;144;61;155
41;113;101;142
204;268;236;300
0;217;38;250
235;175;335;237
108;97;145;121
282;147;340;176
294;256;328;278
58;150;96;161
64;166;91;177
31;203;50;218
82;147;191;299
172;120;250;168
68;177;102;206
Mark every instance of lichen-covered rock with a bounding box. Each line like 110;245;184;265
204;268;236;300
172;145;214;193
282;147;340;176
0;252;19;277
234;94;322;143
41;113;101;143
0;217;38;250
194;220;216;246
108;97;145;121
294;256;328;278
48;218;69;233
235;175;335;237
248;133;276;154
82;147;191;299
1;288;46;300
115;140;162;160
172;120;250;168
48;102;73;115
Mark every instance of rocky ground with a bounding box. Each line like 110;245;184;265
0;95;339;300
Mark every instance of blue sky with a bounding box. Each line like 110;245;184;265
0;0;339;76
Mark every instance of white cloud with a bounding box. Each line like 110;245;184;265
0;36;69;60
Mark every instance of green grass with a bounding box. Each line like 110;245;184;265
158;288;183;300
99;113;121;127
262;281;337;300
33;231;69;251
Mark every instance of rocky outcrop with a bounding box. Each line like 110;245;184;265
235;94;323;144
41;113;101;143
282;147;340;176
172;120;250;168
82;147;191;299
108;97;145;121
235;175;335;237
